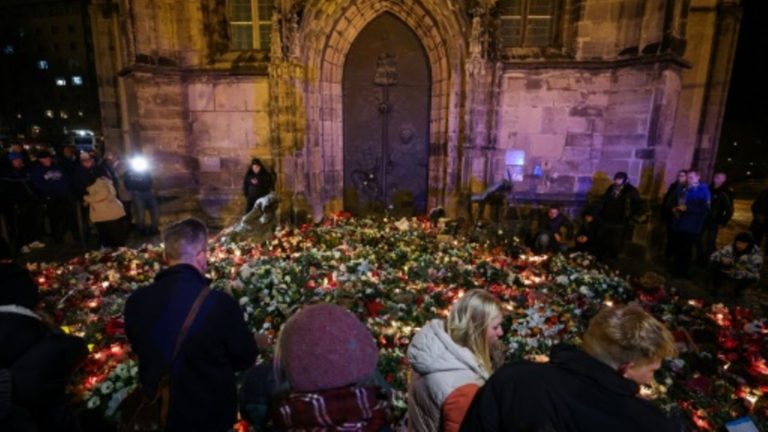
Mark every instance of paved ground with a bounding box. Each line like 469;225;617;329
17;200;768;317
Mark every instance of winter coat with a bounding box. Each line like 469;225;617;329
124;264;258;432
661;181;686;223
243;169;274;201
408;319;489;432
83;177;125;223
710;244;763;281
124;169;153;193
460;344;677;432
671;183;711;234
30;164;71;199
707;185;734;226
596;183;643;226
537;213;573;240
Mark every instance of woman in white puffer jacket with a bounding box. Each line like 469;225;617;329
407;289;504;432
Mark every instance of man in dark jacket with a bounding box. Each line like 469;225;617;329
30;150;76;244
594;172;644;259
124;155;159;235
124;218;258;432
572;210;598;254
532;206;573;254
461;305;678;432
242;158;274;214
670;170;710;277
751;187;768;255
699;172;734;263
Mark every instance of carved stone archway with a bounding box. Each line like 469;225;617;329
290;0;467;218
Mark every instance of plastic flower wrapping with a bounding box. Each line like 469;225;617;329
26;216;767;430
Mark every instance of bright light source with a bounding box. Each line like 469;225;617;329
60;110;68;119
130;156;150;172
38;60;48;70
72;75;83;85
55;77;67;86
45;110;54;118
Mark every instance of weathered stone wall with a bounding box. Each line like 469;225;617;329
187;77;271;223
492;65;681;199
88;0;740;230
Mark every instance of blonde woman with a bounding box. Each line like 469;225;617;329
407;289;504;432
461;304;678;432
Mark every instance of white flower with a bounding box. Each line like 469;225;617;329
99;381;114;394
115;363;129;378
87;396;101;409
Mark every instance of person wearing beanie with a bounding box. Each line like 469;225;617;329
0;257;87;432
408;289;504;432
594;172;644;260
240;303;389;431
709;232;764;296
242;158;274;214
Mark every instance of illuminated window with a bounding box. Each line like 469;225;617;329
72;76;83;85
38;60;48;70
498;0;558;48
55;77;67;86
228;0;273;51
78;111;84;117
45;110;54;118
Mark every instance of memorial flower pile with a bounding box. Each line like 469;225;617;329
26;216;767;430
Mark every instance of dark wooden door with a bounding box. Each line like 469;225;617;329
343;13;431;215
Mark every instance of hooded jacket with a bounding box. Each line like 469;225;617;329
407;319;489;432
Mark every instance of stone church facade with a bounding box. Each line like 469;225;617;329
88;0;740;227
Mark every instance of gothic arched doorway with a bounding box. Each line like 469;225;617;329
343;13;431;216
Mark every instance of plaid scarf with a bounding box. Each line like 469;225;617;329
271;385;388;431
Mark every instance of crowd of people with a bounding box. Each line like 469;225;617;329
2;217;684;431
0;144;158;254
528;169;764;296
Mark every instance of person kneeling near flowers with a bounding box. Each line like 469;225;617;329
709;231;763;297
461;304;678;432
407;289;504;432
240;303;391;431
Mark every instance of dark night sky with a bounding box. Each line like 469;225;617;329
718;0;768;182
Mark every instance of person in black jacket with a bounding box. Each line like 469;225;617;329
750;187;768;255
243;158;274;214
30;150;77;244
124;218;258;432
661;170;687;259
124;155;159;236
572;209;598;254
532;206;573;254
460;304;678;432
699;172;734;263
594;172;644;259
0;244;88;432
